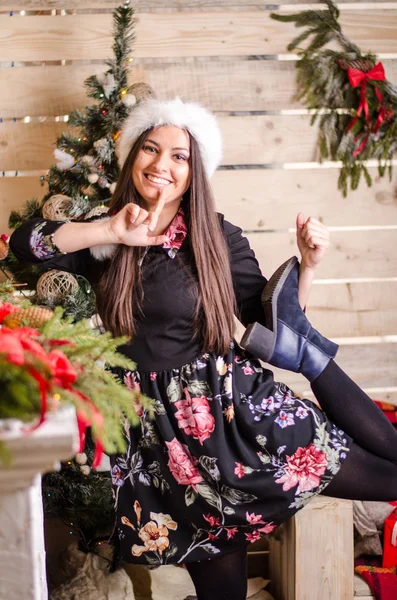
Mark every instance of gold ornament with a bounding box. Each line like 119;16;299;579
36;270;79;303
0;235;9;260
42;195;72;221
3;306;54;329
129;82;156;103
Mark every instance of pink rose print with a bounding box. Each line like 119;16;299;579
204;514;221;527
174;388;215;445
246;512;265;525
243;365;254;375
275;443;328;495
246;530;261;543
166;438;204;487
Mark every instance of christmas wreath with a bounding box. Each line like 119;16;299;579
271;0;397;195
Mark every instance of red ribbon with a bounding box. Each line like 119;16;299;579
73;390;105;469
346;62;386;155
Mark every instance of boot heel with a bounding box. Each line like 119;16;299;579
240;322;275;362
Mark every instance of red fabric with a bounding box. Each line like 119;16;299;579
355;563;397;600
383;512;397;568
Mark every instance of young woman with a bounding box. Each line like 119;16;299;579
10;98;397;600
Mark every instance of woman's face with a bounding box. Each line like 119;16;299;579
132;125;191;208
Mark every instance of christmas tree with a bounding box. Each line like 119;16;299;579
0;2;153;556
3;2;153;320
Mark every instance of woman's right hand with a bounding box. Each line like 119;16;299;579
107;192;169;247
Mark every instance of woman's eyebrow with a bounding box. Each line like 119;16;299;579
145;138;189;153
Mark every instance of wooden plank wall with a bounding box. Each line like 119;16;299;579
1;0;397;404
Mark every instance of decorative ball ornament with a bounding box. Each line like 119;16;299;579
0;234;9;260
129;82;156;103
3;306;54;329
84;205;109;219
42;194;72;221
109;182;117;194
80;465;91;476
81;155;96;167
87;173;99;184
98;177;109;189
75;452;88;465
37;270;79;303
121;94;137;108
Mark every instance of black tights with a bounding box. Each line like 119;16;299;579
186;360;397;599
312;360;397;500
185;545;248;600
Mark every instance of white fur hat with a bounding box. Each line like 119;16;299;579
117;97;222;179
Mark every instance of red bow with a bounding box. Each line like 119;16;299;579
346;62;386;155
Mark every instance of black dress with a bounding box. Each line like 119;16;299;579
10;212;351;566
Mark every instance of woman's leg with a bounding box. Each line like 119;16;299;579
311;360;397;463
185;545;248;600
322;441;397;500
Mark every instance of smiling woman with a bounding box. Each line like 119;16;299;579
9;95;397;600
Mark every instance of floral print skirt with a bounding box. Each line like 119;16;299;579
111;341;351;566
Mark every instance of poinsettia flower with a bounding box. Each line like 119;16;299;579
47;349;77;388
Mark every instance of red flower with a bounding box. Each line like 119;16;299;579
203;514;221;527
0;302;19;324
275;444;328;495
150;372;157;381
226;527;239;539
165;438;204;487
208;532;217;541
47;349;77;388
245;530;261;543
0;327;47;366
257;523;276;534
174;388;215;445
246;512;265;525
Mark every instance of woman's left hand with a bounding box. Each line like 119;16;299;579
296;213;330;270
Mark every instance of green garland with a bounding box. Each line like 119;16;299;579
271;0;397;196
0;282;152;461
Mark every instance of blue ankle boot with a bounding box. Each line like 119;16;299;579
240;256;338;382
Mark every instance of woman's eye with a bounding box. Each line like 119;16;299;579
175;154;188;161
143;145;157;153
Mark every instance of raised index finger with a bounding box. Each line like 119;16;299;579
148;188;167;231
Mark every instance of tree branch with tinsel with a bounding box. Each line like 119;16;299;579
271;0;397;196
0;282;153;467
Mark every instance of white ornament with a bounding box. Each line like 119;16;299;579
81;155;96;167
121;94;137;108
96;72;106;86
87;173;99;184
109;182;117;194
103;73;116;98
75;452;88;465
93;138;107;150
54;149;75;171
80;465;91;476
98;177;109;189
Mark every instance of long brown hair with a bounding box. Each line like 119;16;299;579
97;128;236;355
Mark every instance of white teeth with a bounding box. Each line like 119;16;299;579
146;174;170;185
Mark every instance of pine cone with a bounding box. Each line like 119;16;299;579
0;235;9;260
3;306;54;329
